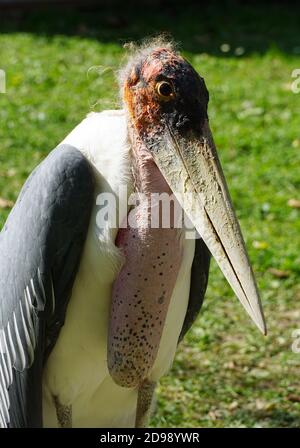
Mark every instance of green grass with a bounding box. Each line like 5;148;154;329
1;1;300;427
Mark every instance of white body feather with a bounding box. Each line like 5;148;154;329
42;111;195;427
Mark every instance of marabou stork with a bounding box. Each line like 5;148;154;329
0;42;266;428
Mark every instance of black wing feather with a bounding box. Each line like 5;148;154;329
0;144;94;427
179;237;211;341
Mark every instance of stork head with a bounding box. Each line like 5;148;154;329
108;42;266;389
122;45;208;140
121;42;266;334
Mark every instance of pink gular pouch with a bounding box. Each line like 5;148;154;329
108;144;184;388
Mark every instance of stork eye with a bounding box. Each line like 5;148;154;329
156;81;174;100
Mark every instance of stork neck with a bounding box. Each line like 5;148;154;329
131;141;171;197
108;133;183;387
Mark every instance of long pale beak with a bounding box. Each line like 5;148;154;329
151;120;267;335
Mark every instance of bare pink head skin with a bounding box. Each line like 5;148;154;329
108;43;266;389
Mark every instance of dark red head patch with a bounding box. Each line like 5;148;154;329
123;46;209;139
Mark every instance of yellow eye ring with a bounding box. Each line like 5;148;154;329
155;81;175;100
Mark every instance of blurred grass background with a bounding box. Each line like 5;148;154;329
0;0;300;427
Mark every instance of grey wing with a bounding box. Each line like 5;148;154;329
179;237;211;341
0;144;95;427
